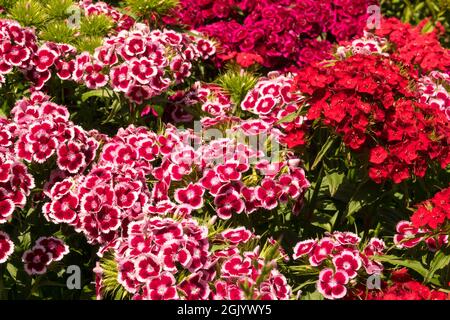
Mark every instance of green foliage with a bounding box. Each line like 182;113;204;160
79;14;114;37
4;0;113;53
125;0;179;18
9;0;49;27
40;21;76;44
41;0;74;20
216;66;259;107
100;254;130;300
75;36;104;53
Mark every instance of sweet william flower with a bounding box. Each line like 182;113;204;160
0;231;14;264
317;268;349;300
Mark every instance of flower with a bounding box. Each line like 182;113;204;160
0;231;14;264
317;268;349;300
174;183;204;210
22;245;52;275
393;221;423;249
332;251;362;279
292;239;316;259
146;273;178;300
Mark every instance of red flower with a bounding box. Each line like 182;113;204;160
236;52;263;68
369;146;388;164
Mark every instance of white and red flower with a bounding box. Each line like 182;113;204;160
220;227;253;245
255;179;281;210
292;239;316;259
317;268;349;300
394;221;423;249
0;231;14;264
22;245;52;275
332;251;361;279
36;237;69;261
174;183;204;210
135;254;161;282
214;190;244;220
146;273;178;300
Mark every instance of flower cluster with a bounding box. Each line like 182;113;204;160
393;186;450;252
240;72;308;148
0;19;38;86
292;231;386;300
10;92;99;171
418;71;450;121
78;0;135;33
0;120;34;225
167;0;376;69
292;52;450;184
363;268;449;300
107;221;291;300
72;24;216;103
21;237;69;275
375;18;450;73
42;116;309;247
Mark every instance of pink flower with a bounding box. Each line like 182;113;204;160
174;183;204;210
147;273;178;300
292;239;316;259
214;190;244;220
221;227;253;245
255;179;281;210
332;251;361;279
22;245;52;275
317;268;349;300
0;231;14;264
394;221;423;249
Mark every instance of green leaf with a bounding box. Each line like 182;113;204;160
311;135;335;170
374;255;440;286
152;104;164;117
345;179;385;219
81;89;114;102
302;290;324;300
425;250;450;284
325;171;345;197
276;110;300;125
6;263;18;281
102;100;122;124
